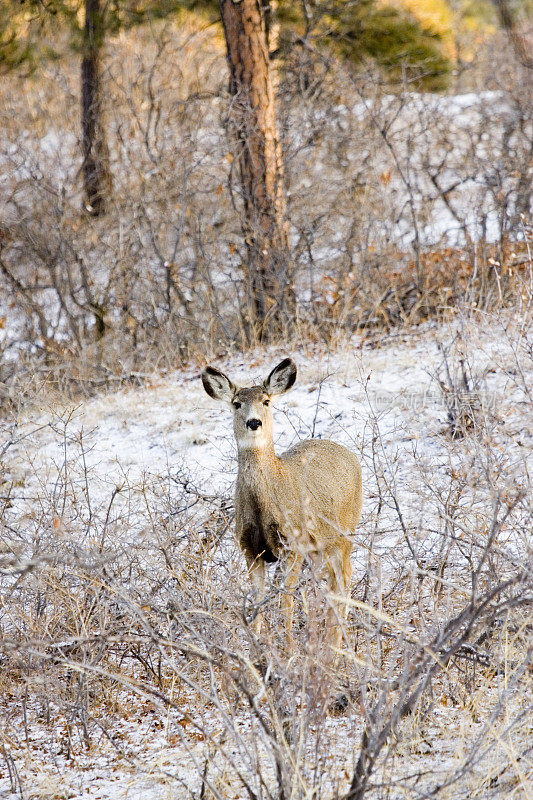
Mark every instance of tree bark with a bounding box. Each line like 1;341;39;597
219;0;294;341
81;0;112;215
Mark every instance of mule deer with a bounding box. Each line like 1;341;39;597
201;358;362;650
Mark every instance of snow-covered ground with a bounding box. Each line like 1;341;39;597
1;312;531;799
8;313;532;549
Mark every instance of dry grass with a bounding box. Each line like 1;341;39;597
306;234;533;336
0;12;532;798
0;18;531;406
1;309;531;798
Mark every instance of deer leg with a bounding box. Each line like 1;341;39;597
325;547;351;651
341;541;353;620
248;557;266;636
283;551;303;651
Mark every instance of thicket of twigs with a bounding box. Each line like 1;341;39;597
0;13;532;800
0;18;531;405
1;314;532;797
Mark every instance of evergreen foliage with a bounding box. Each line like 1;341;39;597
1;0;527;87
0;0;452;88
0;1;70;72
276;0;453;89
0;0;193;71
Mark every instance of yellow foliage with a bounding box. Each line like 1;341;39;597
385;0;456;57
386;0;500;62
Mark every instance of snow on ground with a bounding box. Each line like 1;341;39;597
1;312;532;799
4;311;531;614
8;313;532;543
291;89;529;248
7;326;443;535
1;676;521;800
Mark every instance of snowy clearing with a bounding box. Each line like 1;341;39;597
1;311;531;799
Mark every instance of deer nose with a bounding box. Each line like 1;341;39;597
246;418;262;431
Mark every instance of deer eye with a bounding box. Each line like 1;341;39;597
233;401;242;409
263;398;270;407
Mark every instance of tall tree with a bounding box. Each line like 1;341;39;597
81;0;112;215
219;0;293;341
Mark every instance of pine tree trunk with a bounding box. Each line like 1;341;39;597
81;0;112;215
219;0;294;341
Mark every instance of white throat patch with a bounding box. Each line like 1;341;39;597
237;428;269;450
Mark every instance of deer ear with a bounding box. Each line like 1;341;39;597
263;358;297;396
201;367;236;402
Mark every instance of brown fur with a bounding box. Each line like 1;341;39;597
201;360;363;650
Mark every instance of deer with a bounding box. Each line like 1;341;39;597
201;358;362;651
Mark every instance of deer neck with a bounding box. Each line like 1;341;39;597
237;441;281;483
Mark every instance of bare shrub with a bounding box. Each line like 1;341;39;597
0;19;531;400
1;308;531;797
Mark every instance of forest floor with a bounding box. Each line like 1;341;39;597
1;309;532;799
